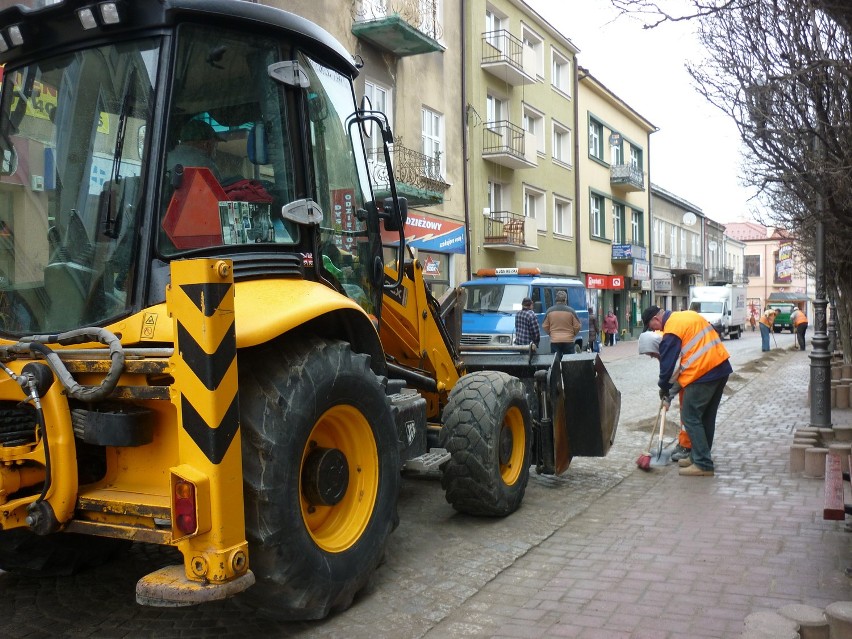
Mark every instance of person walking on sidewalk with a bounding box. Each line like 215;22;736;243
642;305;732;477
514;297;540;349
587;308;600;353
543;290;580;359
791;307;809;351
603;309;618;347
758;308;778;352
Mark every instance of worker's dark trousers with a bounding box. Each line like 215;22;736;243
680;376;728;471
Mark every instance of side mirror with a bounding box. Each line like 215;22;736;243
382;196;408;232
247;122;268;165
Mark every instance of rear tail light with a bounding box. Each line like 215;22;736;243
174;479;197;535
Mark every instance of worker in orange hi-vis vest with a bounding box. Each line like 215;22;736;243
791;307;809;351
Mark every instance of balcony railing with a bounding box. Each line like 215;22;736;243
351;0;444;56
480;30;536;85
482;121;536;169
483;211;537;251
670;256;703;274
367;141;447;206
706;267;734;284
610;164;644;191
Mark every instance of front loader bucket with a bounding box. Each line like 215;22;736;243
461;351;620;476
544;353;620;474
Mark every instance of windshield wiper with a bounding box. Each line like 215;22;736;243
104;66;137;239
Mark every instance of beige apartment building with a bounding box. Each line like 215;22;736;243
285;0;465;297
725;221;813;321
462;0;580;279
577;68;655;338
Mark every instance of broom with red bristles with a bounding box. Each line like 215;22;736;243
636;398;669;471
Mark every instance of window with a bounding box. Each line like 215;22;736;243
522;26;544;77
364;80;391;156
485;8;504;50
554;196;573;236
591;193;604;238
421;106;444;179
487;180;504;213
588;117;603;160
630;144;643;170
631;209;644;244
612;202;625;244
486;93;505;126
670;226;676;257
743;255;760;277
523;105;544;155
655;219;665;252
524;186;545;231
552;120;571;165
611;136;623;165
551;49;571;95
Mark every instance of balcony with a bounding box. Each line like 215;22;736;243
351;0;444;57
732;273;750;285
610;164;644;191
706;267;734;284
483;211;538;251
652;254;671;270
670;256;703;274
367;142;448;207
480;30;536;86
482;121;537;169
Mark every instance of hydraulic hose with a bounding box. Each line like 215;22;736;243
3;327;125;402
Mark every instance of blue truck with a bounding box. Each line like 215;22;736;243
459;268;589;354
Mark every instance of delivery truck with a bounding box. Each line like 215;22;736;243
688;285;748;339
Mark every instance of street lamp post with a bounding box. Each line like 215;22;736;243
809;220;831;428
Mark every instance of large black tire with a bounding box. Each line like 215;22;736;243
238;338;400;620
0;529;129;576
439;371;531;517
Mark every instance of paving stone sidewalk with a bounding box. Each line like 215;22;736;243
425;349;852;638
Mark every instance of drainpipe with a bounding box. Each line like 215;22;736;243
573;57;582;282
461;0;472;280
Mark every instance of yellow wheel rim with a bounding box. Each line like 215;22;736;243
300;405;379;553
499;406;526;486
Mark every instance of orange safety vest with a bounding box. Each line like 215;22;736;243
793;310;808;327
664;310;731;387
759;312;775;328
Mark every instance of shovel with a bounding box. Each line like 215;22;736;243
636;399;669;471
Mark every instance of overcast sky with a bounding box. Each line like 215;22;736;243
526;0;759;224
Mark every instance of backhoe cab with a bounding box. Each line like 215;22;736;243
0;0;619;621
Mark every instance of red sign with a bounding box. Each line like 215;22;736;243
585;274;625;290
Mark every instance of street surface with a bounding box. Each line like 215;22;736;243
2;327;849;638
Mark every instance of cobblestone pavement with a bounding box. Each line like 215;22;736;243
1;331;849;638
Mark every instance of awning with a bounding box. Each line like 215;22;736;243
767;292;810;303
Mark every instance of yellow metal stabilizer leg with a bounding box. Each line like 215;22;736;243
137;258;254;606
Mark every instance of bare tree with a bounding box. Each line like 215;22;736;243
613;0;852;358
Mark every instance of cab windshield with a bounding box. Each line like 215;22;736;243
0;38;158;334
463;284;530;313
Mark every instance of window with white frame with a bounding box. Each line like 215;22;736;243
591;193;604;238
485;8;504;50
552;120;571;165
632;209;644;244
655;219;665;253
486;93;506;127
523;105;544;155
670;226;676;258
422;107;444;179
521;26;544;77
611;136;623;165
364;80;392;157
487;180;504;214
630;144;643;170
551;48;571;95
612;202;625;244
553;195;573;237
588;117;603;160
524;186;546;231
